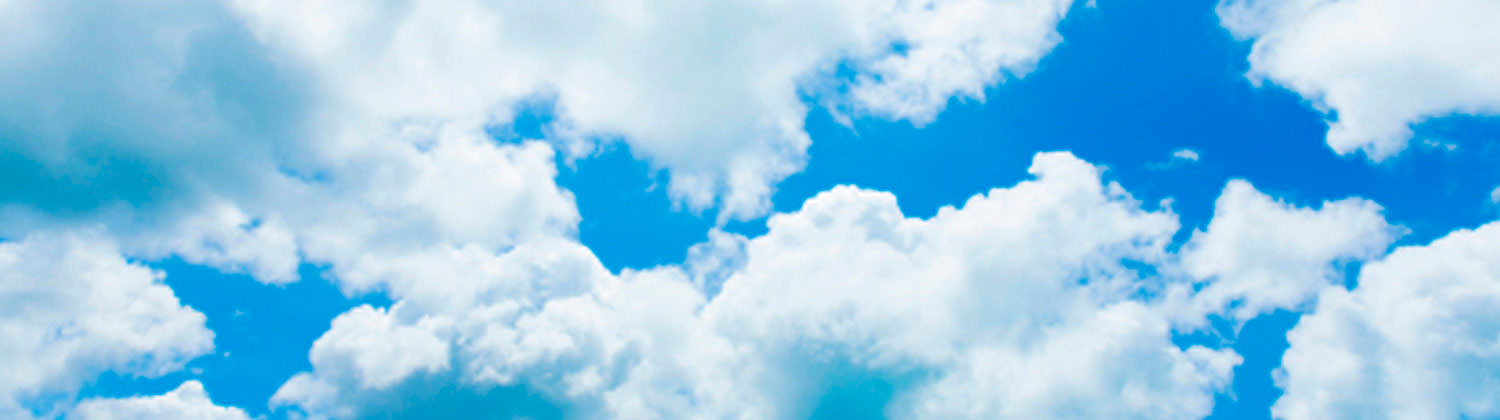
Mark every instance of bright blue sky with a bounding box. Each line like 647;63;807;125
7;0;1500;419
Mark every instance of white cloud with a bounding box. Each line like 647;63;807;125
1274;220;1500;420
1181;180;1396;321
706;153;1234;419
844;0;1073;124
1172;148;1201;162
274;152;1252;419
304;305;451;391
126;203;300;284
0;4;1091;414
9;2;1483;419
228;0;1078;219
0;233;214;419
68;381;250;420
0;0;582;286
0;0;1082;291
1218;0;1500;159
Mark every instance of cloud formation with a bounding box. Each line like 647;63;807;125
228;0;1077;219
0;234;213;419
1275;221;1500;420
1219;0;1500;159
271;152;1395;419
4;1;1498;418
1181;180;1396;321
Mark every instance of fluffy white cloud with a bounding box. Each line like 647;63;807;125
1218;0;1500;159
68;381;250;420
0;233;214;419
274;152;1251;419
1274;220;1500;420
0;0;582;287
1181;180;1396;321
0;0;1082;290
0;2;1090;414
228;0;1078;219
707;153;1236;419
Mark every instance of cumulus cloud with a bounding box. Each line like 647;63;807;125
1181;180;1397;321
1218;0;1500;159
0;233;214;419
273;152;1262;419
9;1;1485;419
1275;220;1500;420
225;0;1077;219
0;1;1092;412
0;0;584;286
68;381;251;420
0;0;1082;291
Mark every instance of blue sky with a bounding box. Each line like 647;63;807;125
4;0;1500;419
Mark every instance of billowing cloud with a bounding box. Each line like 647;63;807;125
0;0;582;286
0;233;214;419
1274;220;1500;420
1218;0;1500;159
8;1;1492;419
0;0;1082;287
68;381;250;420
0;1;1094;413
269;152;1412;419
1181;180;1396;321
224;0;1077;219
0;1;1092;416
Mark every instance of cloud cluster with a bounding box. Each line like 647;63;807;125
1218;0;1500;159
225;0;1077;219
0;0;1083;414
270;152;1399;419
4;0;1499;418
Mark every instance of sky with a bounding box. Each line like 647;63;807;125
2;0;1499;419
